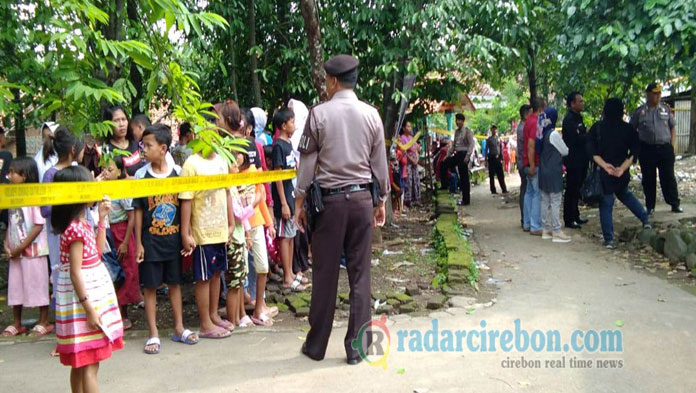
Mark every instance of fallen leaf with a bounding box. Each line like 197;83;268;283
397;368;406;375
615;320;624;328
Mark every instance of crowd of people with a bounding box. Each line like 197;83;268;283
0;98;322;386
432;82;682;248
0;67;685;391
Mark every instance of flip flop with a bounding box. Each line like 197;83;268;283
143;337;161;355
251;313;273;327
238;315;254;328
2;325;27;337
29;324;54;337
214;319;235;332
171;329;198;345
199;328;231;339
267;306;279;318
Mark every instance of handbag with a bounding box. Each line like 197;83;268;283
102;229;125;288
580;124;604;204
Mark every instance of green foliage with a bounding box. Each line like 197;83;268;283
468;79;529;135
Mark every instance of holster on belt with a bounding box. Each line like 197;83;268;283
306;180;325;231
370;175;381;207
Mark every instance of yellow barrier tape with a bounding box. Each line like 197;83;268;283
0;169;297;209
394;131;423;150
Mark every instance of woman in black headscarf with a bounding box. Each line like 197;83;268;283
587;98;651;249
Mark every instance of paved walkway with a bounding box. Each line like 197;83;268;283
2;174;695;392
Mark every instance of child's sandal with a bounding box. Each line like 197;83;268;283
143;337;161;355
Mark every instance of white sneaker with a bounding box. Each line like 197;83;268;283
542;230;553;240
552;231;572;243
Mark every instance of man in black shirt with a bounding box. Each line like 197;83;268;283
562;92;589;229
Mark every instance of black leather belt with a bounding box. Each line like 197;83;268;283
321;184;369;196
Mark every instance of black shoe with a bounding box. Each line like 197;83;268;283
301;343;322;361
576;218;588;224
566;221;582;229
604;241;615;249
672;205;684;213
491;191;498;194
647;209;655;215
347;357;363;365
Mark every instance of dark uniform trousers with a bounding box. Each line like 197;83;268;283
305;190;373;360
639;143;680;210
440;151;470;204
563;165;587;225
487;155;507;193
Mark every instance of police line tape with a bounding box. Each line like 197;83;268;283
0;169;297;210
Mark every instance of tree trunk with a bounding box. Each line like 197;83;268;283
527;46;537;102
228;15;238;102
689;84;696;154
277;0;290;105
247;0;262;107
13;88;25;156
299;0;327;102
126;0;144;114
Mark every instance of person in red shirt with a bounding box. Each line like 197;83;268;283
522;98;545;235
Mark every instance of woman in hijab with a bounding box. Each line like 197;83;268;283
587;98;651;249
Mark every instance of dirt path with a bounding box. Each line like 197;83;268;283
2;175;696;393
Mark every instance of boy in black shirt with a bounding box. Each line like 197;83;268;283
271;108;304;291
134;124;199;354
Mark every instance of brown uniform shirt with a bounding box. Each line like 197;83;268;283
629;102;675;145
296;89;390;200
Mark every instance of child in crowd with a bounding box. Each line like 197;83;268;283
226;151;255;328
99;156;140;330
238;149;276;325
134;124;199;354
52;166;123;391
179;139;233;338
40;127;85;307
390;151;403;217
171;122;194;167
2;157;51;337
271;108;307;292
130;114;151;144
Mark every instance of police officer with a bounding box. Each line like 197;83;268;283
630;82;682;214
294;54;390;365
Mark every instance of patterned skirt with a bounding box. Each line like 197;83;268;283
55;262;124;368
226;240;248;289
403;163;421;205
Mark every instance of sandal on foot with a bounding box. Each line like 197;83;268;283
143;337;161;355
199;328;231;339
295;273;309;285
251;313;273;326
286;279;306;292
2;325;27;337
123;319;133;331
29;324;54;337
214;319;235;332
267;306;279;318
238;315;254;328
171;329;198;345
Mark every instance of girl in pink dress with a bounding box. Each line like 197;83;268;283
52;166;123;392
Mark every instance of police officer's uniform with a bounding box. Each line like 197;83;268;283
629;82;681;213
295;55;390;363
